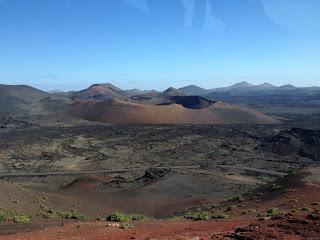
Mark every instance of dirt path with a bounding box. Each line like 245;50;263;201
0;165;200;178
218;164;287;176
0;164;287;178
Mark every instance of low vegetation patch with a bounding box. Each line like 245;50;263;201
62;210;87;220
106;212;147;222
311;202;320;206
265;207;279;217
301;207;312;212
38;209;86;220
128;214;147;221
212;213;229;219
265;207;287;219
119;222;134;229
0;207;30;224
233;195;245;203
36;194;48;205
226;205;238;211
183;211;209;221
38;209;58;219
307;212;320;220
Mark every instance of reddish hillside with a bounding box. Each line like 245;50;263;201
70;98;279;124
72;84;128;101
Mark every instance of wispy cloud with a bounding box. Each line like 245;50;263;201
121;0;149;12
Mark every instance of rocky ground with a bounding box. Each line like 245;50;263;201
0;119;319;239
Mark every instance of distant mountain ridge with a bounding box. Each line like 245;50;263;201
1;82;319;125
178;85;209;96
2;82;320;100
207;81;297;93
177;82;320;95
163;87;184;96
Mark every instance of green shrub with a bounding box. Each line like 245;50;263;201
12;215;30;224
36;195;48;205
38;209;58;219
301;207;311;212
212;213;229;219
233;195;245;203
266;207;279;217
106;212;130;222
226;205;237;211
291;209;300;213
38;209;86;220
307;212;320;220
0;208;30;224
106;212;147;222
62;210;86;220
184;211;209;220
128;214;146;221
168;215;184;221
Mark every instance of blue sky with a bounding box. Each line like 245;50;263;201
0;0;319;91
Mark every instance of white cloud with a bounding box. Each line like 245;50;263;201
203;0;225;34
180;0;194;27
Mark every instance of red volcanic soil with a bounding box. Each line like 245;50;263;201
72;84;127;101
64;175;109;190
1;216;320;240
70;98;279;124
0;220;253;240
1;167;320;239
233;214;320;240
61;173;220;218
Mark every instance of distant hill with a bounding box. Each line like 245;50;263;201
0;84;75;125
254;83;277;90
163;87;185;96
48;89;64;94
178;82;320;95
278;84;296;90
71;83;129;101
0;84;49;116
1;82;319;126
210;81;279;93
70;83;154;101
126;88;145;96
207;82;320;96
178;85;209;96
0;84;49;103
205;82;320;96
70;97;279;125
210;81;253;92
